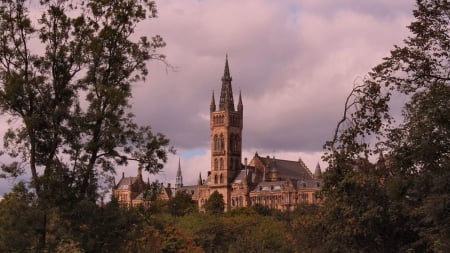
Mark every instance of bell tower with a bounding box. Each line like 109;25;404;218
209;55;243;210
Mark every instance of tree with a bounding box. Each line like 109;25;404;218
203;191;224;215
0;0;172;204
320;0;450;251
0;182;42;252
168;191;197;216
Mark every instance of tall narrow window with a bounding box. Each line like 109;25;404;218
214;175;218;184
220;158;224;170
214;135;218;151
220;134;224;151
214;158;218;170
220;174;224;184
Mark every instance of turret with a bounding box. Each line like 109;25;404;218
210;90;216;112
314;162;322;179
237;90;243;113
198;172;203;185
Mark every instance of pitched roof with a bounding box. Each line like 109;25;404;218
115;176;139;190
259;156;313;180
232;169;248;183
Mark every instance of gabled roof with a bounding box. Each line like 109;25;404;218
232;169;248;184
115;176;139;190
258;155;313;180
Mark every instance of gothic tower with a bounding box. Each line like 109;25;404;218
209;55;243;210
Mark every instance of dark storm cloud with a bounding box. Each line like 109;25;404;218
0;0;416;192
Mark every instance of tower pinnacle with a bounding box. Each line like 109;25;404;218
222;54;232;82
219;55;235;111
175;157;183;188
210;90;216;112
237;90;243;112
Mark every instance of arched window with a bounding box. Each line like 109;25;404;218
220;158;224;170
214;135;218;151
220;174;224;184
214;175;218;184
214;158;218;170
220;134;224;151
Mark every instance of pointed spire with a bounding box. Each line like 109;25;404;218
175;157;183;188
219;55;235;111
210;90;216;112
222;54;232;82
198;172;203;185
138;165;142;179
314;162;322;179
237;90;243;112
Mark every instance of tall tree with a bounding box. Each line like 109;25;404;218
203;191;225;215
0;0;172;204
320;0;450;251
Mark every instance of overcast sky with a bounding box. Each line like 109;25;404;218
0;0;416;195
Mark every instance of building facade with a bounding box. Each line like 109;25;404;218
112;56;322;211
196;56;322;211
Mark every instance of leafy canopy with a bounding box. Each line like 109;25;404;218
0;0;173;204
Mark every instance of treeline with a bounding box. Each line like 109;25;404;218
0;186;319;253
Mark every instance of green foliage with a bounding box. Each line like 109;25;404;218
0;183;42;252
203;190;225;215
168;191;198;216
318;0;450;252
175;211;295;253
0;0;173;205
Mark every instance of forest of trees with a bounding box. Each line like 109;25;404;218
0;0;449;252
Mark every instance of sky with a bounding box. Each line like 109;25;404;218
0;0;416;195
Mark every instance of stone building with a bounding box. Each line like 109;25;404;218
195;56;322;211
113;56;322;211
112;167;172;207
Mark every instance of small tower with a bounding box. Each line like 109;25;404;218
210;90;216;112
175;157;183;189
198;172;203;185
314;162;322;179
237;90;243;115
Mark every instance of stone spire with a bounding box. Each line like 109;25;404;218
210;90;216;112
237;90;243;112
137;165;142;179
175;157;183;188
198;172;203;185
314;162;322;179
219;55;235;111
